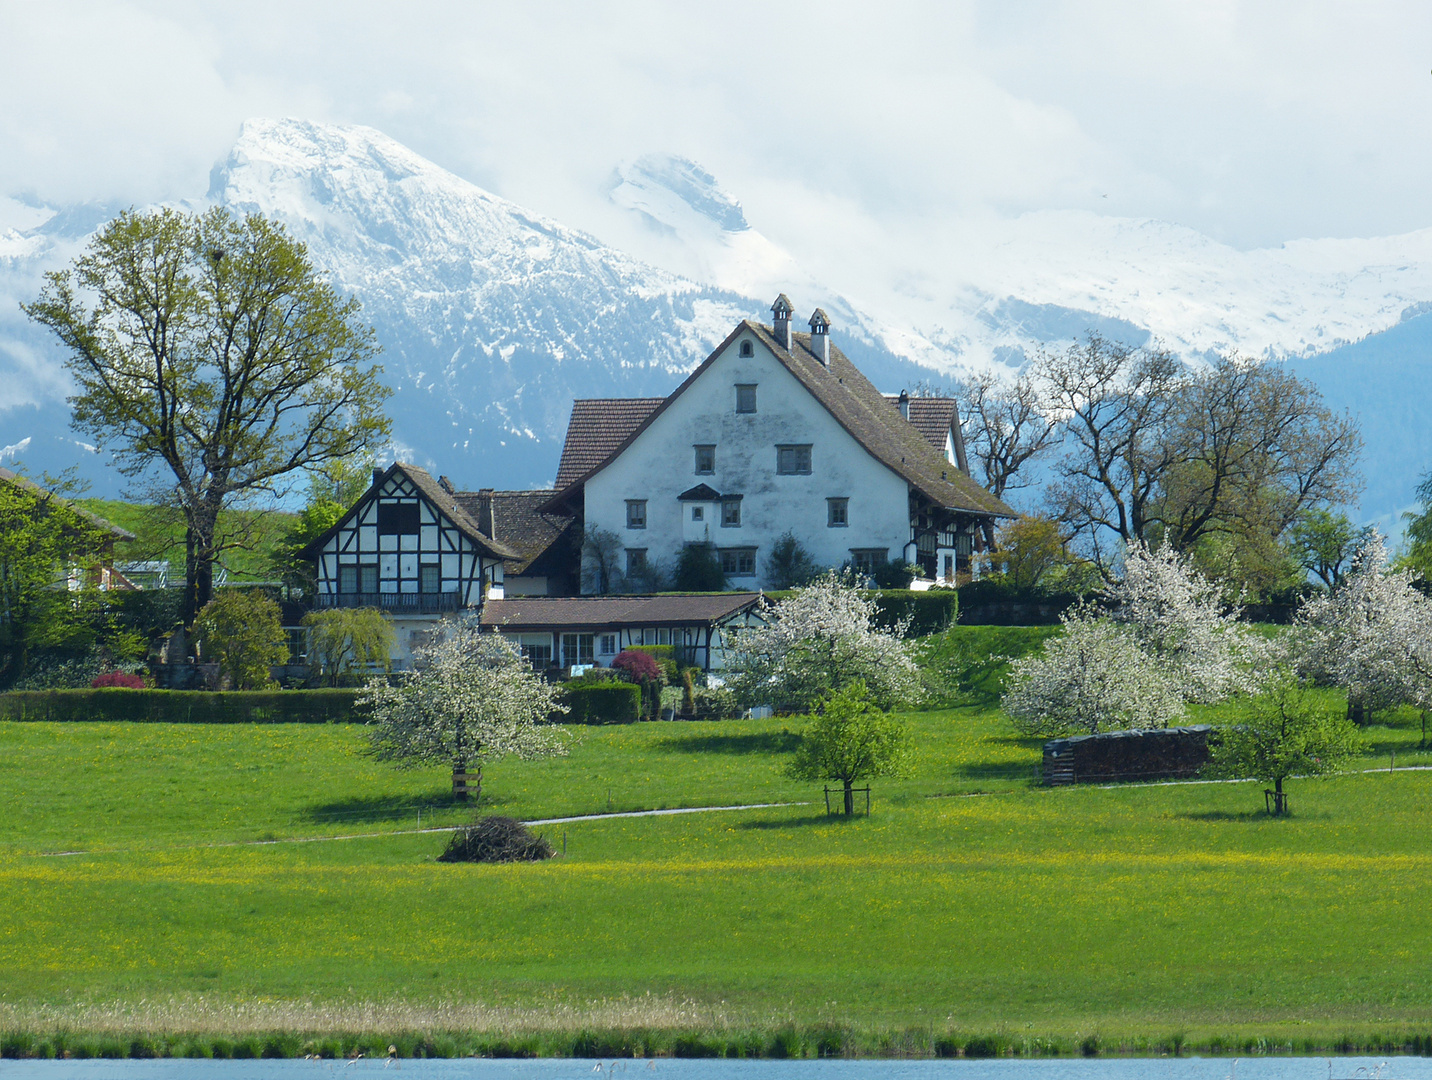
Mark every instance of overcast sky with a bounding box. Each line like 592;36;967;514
4;1;1432;261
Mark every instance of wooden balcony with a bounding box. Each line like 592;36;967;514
314;591;462;615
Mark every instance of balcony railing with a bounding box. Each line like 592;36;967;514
315;591;462;615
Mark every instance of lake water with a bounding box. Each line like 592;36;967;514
0;1058;1423;1080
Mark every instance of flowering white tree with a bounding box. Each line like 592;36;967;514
1002;605;1186;736
1108;541;1264;703
1297;532;1432;722
725;571;922;713
361;617;567;801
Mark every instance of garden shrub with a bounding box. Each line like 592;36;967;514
627;644;678;680
612;648;663;682
91;671;146;689
439;817;554;863
558;681;641;724
0;687;363;723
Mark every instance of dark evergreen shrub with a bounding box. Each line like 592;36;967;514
559;681;642;724
672;542;726;591
438;815;554;863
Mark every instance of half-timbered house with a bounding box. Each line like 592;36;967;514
302;463;522;666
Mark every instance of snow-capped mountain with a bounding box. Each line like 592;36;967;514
2;117;1431;532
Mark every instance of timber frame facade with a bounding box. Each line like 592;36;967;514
302;463;520;665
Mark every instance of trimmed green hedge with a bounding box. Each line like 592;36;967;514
558;682;641;725
761;589;960;637
0;688;364;724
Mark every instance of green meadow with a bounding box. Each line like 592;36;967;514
4;649;1432;1056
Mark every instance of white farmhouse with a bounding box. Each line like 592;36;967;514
545;296;1015;591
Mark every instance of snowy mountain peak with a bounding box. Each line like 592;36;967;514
612;153;749;235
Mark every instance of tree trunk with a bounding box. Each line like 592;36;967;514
1274;775;1285;816
843;778;855;817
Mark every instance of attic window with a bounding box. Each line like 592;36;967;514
736;384;757;414
377;501;420;535
776;444;812;475
739;341;754;357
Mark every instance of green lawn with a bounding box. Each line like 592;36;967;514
4;699;1432;1052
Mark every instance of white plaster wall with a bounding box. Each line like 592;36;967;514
584;332;911;591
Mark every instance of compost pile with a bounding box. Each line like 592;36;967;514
437;815;555;863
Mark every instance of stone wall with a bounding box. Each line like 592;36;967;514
1043;725;1212;786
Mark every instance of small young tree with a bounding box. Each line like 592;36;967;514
581;527;624;594
302;607;394;686
1109;541;1263;704
193;590;288;690
786;680;913;815
725;571;922;713
1207;674;1362;814
1002;606;1186;736
362;618;566;801
672;542;726;591
765;531;821;589
980;514;1074;591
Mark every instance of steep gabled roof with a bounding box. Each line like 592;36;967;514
299;462;521;561
886;396;959;456
553;398;665;491
544;321;1014;518
0;467;134;541
451;489;576;576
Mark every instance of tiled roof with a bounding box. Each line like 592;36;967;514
553;398;664;491
300;462;521;561
546;321;1014;519
452;490;576;576
480;592;763;630
886;396;958;457
0;466;134;541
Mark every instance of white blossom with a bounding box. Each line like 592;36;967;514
1002;605;1186;736
361;615;566;799
725;571;923;713
1297;532;1432;716
1108;541;1265;703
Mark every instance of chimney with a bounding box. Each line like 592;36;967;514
771;293;794;349
476;488;495;537
898;389;911;421
438;475;455;495
809;308;831;365
371;467;383;489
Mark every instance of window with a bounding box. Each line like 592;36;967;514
338;565;358;594
943;553;955;582
359;564;379;593
777;444;812;475
626;548;648;576
736;384;757;413
827;497;849;527
598;634;617;656
516;634;553;670
720;547;757;576
377;501;420;535
739;340;754;357
626;499;647;529
850;548;888;574
691;506;704;521
286;628;307;664
561;633;595;667
419;564;441;594
694;444;715;474
722;498;741;527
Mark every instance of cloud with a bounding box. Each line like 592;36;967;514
2;0;1430;258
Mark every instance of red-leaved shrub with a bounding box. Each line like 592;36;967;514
611;649;662;682
91;671;146;689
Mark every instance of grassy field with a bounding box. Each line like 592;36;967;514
5;681;1432;1057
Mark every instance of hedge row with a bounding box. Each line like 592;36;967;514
0;688;364;724
558;681;642;725
762;589;960;637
